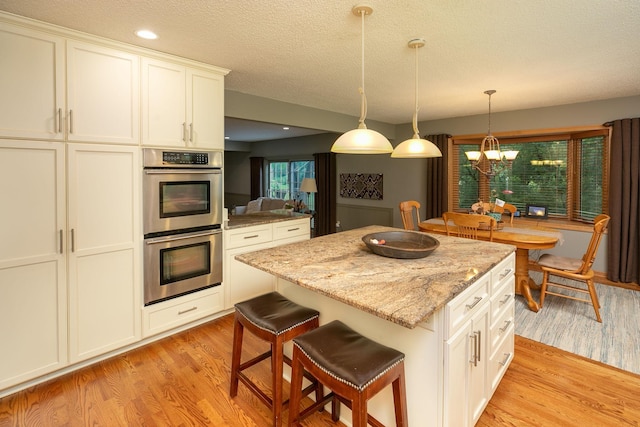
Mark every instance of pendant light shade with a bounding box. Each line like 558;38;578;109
331;5;393;154
391;38;442;158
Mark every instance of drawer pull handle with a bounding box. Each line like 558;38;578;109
500;294;512;305
466;296;483;310
499;268;513;279
178;306;197;315
243;234;260;239
499;319;512;333
499;352;512;366
287;227;300;232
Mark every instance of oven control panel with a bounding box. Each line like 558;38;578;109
143;148;223;168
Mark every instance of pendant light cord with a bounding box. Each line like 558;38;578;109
357;8;368;129
412;44;420;138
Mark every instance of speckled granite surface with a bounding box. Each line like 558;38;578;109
226;210;311;229
236;225;515;329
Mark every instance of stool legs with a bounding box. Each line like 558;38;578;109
229;314;244;398
289;344;408;427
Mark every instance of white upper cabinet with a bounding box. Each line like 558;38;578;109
0;23;65;140
143;58;224;149
66;41;140;144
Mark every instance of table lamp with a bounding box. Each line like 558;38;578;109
299;178;317;210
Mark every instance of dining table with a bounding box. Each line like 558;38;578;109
418;219;561;312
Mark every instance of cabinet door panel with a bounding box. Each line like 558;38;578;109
0;261;67;389
187;69;224;149
142;58;186;146
0;142;65;261
0;24;64;140
67;145;136;250
67;41;139;144
67;144;140;362
225;243;275;307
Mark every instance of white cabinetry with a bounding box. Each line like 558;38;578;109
67;144;141;362
66;41;139;144
142;286;224;338
142;58;224;149
225;218;310;307
443;252;515;427
0;141;67;390
0;23;65;140
0;141;141;389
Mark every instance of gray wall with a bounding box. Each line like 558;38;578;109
224;92;640;273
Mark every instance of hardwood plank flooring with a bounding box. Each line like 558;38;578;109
1;313;639;426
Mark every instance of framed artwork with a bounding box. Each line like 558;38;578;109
339;173;383;200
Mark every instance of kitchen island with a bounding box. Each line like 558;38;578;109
236;225;516;426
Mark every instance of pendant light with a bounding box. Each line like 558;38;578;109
465;90;518;176
391;38;442;158
331;5;393;154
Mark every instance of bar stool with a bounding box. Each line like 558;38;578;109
288;320;408;427
230;292;321;427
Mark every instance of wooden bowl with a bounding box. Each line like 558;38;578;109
362;231;440;259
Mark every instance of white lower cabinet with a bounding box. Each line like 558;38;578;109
0;141;140;391
142;286;224;337
0;141;66;390
443;252;515;427
67;144;141;362
225;218;310;308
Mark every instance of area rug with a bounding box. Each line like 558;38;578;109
514;271;640;375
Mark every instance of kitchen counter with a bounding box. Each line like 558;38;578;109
226;209;310;229
235;225;515;328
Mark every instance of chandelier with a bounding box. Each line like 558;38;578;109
465;90;518;177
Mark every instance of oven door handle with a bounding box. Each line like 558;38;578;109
145;230;220;245
144;169;221;175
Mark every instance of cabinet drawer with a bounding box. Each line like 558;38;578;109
143;287;223;337
444;273;490;339
489;297;514;354
273;218;309;241
490;276;515;324
491;252;515;293
488;327;514;395
225;224;273;249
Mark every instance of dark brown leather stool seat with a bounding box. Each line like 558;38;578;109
230;292;320;427
288;320;408;427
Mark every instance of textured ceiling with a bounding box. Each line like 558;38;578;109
2;0;639;132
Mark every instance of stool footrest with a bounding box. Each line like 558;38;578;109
238;350;271;372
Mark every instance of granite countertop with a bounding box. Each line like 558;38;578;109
226;209;311;229
235;225;516;329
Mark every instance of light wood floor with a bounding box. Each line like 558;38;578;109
1;313;639;426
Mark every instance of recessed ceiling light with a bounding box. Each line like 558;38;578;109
135;29;158;40
224;136;230;140
283;127;290;130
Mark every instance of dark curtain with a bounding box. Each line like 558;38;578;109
424;134;451;219
249;157;264;200
605;118;640;283
314;152;336;236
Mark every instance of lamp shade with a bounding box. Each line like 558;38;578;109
391;137;442;158
331;128;393;154
300;177;317;193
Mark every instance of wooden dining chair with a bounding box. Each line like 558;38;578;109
399;200;421;230
493;203;517;225
442;212;496;241
538;214;610;322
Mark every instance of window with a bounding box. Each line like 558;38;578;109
452;128;609;223
267;160;315;210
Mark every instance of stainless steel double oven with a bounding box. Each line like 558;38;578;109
143;148;223;306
